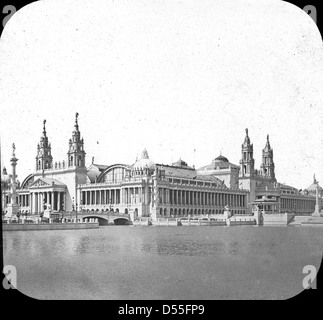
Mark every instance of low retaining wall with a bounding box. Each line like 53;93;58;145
301;216;323;226
153;219;180;226
261;213;294;226
227;218;256;226
132;219;152;226
2;222;99;231
180;219;226;226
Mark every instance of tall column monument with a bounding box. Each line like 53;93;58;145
6;143;20;218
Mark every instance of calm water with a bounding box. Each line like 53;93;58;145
3;225;323;300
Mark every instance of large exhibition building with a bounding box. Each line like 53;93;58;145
1;114;321;220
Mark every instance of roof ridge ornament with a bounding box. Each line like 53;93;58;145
243;128;250;147
264;134;271;151
43;119;47;135
141;148;149;159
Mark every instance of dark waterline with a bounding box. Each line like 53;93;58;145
3;225;323;299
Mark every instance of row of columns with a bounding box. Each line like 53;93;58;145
162;189;246;207
30;191;65;214
123;187;150;205
18;194;30;207
82;189;121;206
81;187;153;206
80;187;246;208
281;197;315;213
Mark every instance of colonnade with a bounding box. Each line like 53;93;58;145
81;187;151;206
80;187;246;209
82;189;120;206
30;191;65;214
281;197;315;214
161;189;246;207
18;194;29;207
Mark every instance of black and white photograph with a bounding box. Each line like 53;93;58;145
1;0;322;303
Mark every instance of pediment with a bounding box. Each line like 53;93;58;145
29;178;51;187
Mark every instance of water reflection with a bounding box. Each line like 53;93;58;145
142;240;227;256
3;226;323;300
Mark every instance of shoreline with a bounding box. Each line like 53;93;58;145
3;215;323;231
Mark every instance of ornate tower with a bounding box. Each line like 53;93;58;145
36;120;53;171
260;134;276;181
67;112;86;168
239;128;255;177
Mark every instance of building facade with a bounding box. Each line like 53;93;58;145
1;114;321;219
238;129;319;215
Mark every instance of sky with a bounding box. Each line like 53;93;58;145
0;0;322;189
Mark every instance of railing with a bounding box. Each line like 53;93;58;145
77;210;130;217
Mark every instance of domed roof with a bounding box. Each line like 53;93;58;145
133;148;155;170
214;155;229;162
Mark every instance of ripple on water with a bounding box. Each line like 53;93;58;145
3;226;323;299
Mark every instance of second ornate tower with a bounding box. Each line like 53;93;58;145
239;128;255;177
260;134;276;181
67;112;86;168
